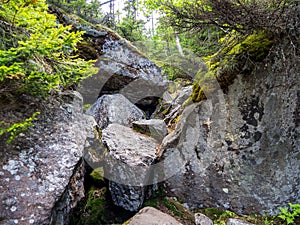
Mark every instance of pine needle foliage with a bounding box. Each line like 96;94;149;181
0;0;97;97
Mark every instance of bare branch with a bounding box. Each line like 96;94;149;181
159;0;298;35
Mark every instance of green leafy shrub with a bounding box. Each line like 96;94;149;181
156;61;191;81
0;0;97;97
278;203;300;225
74;187;108;225
0;0;97;142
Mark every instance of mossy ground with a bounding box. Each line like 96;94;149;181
195;207;284;225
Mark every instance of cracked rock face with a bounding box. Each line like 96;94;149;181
161;41;300;215
102;123;158;211
0;91;95;225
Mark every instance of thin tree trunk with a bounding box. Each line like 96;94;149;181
175;32;184;56
151;13;155;37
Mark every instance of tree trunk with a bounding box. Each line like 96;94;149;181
175;32;184;56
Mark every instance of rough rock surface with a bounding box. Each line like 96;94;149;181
226;218;255;225
160;40;300;214
132;119;168;142
194;213;213;225
86;94;145;129
102;124;158;211
175;86;193;105
127;207;182;225
0;91;95;225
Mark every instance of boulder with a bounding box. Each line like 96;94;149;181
226;218;255;225
0;91;95;225
102;124;158;211
159;39;300;215
132;119;168;142
127;207;182;225
97;40;168;107
76;26;168;108
86;94;145;129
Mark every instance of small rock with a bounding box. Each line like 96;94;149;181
194;213;213;225
132;119;168;142
226;218;255;225
127;206;183;225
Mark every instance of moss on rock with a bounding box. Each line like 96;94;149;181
191;31;273;102
90;167;105;184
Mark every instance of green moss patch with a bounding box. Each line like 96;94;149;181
191;31;273;102
70;187;108;225
90;167;105;184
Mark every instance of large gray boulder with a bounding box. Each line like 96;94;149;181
77;30;168;108
158;40;300;215
51;5;168;107
86;94;145;129
127;207;183;225
0;91;95;225
102;124;158;211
